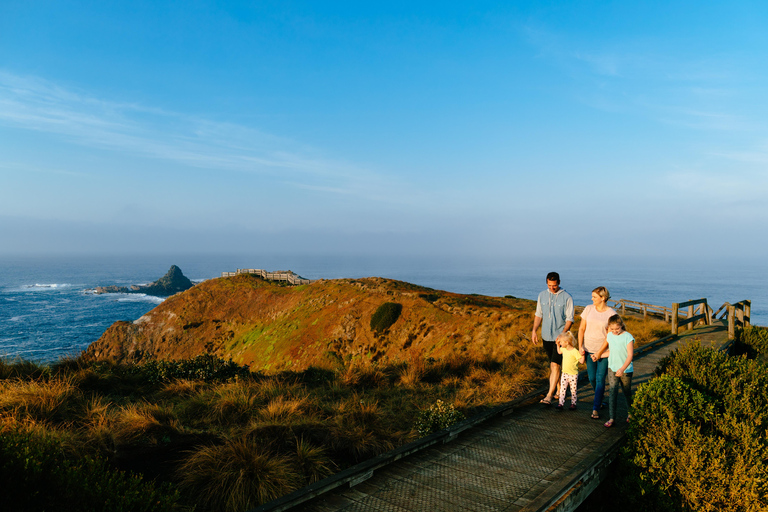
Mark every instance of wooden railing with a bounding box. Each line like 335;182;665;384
220;268;312;285
608;299;674;321
671;298;712;335
610;297;753;340
712;300;751;339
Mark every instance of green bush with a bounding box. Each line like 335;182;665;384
135;354;250;384
415;399;465;437
736;325;768;361
619;343;768;512
0;430;182;512
370;302;402;334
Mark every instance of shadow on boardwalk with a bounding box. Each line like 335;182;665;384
256;322;730;512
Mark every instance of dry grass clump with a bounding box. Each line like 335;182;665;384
0;377;83;424
112;403;181;444
177;439;301;512
624;317;672;345
258;397;311;423
340;362;390;388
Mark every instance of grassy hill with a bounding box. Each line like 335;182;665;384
86;274;538;371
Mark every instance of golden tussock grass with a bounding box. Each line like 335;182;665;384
112;402;180;444
0;377;82;424
177;439;301;512
258;397;311;423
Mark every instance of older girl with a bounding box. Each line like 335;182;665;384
578;286;615;419
594;314;634;427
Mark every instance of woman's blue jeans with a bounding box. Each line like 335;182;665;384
584;351;608;411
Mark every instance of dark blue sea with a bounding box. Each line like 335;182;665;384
1;254;765;364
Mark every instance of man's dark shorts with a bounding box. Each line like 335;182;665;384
542;340;563;365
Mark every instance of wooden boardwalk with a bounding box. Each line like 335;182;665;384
262;323;731;512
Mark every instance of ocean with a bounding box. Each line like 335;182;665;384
1;254;765;364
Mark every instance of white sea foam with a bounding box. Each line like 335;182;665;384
116;293;165;304
22;283;73;291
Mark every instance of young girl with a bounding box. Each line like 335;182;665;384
556;332;585;410
594;314;634;427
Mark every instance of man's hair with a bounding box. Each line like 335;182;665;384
546;272;560;283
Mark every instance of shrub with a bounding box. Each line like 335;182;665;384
370;302;402;334
415;399;465;437
736;325;768;360
0;429;181;512
619;343;768;512
136;355;250;384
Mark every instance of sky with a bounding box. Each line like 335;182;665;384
1;1;767;261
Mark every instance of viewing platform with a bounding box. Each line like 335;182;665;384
220;268;312;285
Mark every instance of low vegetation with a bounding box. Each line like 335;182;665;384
580;325;768;512
0;309;670;512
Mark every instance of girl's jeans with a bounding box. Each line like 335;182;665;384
607;371;634;420
585;351;608;411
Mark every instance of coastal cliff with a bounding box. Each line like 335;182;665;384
92;265;194;296
86;273;536;371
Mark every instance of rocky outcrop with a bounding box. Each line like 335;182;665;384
85;274;537;371
92;265;194;297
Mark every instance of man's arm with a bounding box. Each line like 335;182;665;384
531;315;542;345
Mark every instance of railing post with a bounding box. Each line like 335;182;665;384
728;304;736;340
621;300;626;315
643;305;647;320
705;301;712;326
745;300;751;327
688;305;694;330
672;303;679;335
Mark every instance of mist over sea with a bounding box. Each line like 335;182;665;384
1;254;765;364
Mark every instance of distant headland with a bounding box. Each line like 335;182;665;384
89;265;194;296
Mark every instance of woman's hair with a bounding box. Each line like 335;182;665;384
592;286;611;301
607;314;625;330
556;331;577;348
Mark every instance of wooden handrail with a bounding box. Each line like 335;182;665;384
713;300;751;339
671;298;711;335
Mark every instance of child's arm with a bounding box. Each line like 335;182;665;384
556;343;563;355
578;353;586;365
616;340;634;377
593;340;609;361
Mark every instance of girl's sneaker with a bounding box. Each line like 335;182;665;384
569;404;577;410
555;404;564;410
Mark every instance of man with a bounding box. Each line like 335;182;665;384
531;272;574;404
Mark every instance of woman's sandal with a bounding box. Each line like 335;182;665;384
604;419;614;428
591;410;599;419
540;397;552;405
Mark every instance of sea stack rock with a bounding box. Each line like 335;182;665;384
92;265;194;296
140;265;194;296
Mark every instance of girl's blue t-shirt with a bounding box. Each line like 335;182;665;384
607;331;634;373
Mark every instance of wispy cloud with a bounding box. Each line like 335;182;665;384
0;70;387;196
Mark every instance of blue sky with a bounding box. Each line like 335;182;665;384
1;1;767;260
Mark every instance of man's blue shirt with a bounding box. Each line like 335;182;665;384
535;288;574;341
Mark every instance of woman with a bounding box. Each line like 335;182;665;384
578;286;615;419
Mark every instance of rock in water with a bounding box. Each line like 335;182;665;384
92;265;194;296
141;265;194;296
